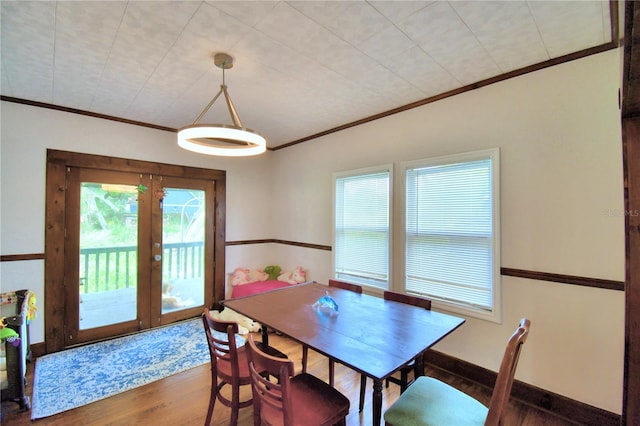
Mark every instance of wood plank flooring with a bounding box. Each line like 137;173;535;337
2;332;578;425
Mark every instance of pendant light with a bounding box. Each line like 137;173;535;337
177;53;266;157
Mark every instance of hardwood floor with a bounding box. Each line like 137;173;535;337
2;332;578;425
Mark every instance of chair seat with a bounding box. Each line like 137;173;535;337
383;376;488;426
291;373;350;422
260;372;350;426
216;346;251;381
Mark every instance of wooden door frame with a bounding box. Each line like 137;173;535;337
44;149;226;353
622;2;640;424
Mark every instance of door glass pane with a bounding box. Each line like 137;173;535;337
79;183;138;329
161;188;205;313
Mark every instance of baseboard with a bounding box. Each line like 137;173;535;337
423;349;620;426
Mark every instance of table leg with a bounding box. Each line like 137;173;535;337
372;378;383;425
415;353;425;377
261;325;269;346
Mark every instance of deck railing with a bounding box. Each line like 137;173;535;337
79;242;204;293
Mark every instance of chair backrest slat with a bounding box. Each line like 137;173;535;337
328;279;363;294
484;318;531;426
383;291;431;310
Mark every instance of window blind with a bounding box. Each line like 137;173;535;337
405;158;494;311
334;170;390;288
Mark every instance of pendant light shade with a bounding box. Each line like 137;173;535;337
177;53;266;157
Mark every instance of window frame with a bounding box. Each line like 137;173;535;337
332;164;393;291
400;148;501;323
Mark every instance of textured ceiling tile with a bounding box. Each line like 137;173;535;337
448;49;502;86
529;0;610;58
153;83;217;129
127;83;191;126
53;1;127;109
296;27;414;104
321;40;379;77
128;2;253;119
142;1;250;89
354;62;420;100
230;72;316;141
399;1;500;84
155;90;202;128
232;28;349;100
600;0;612;38
356;25;416;63
152;71;216;128
296;28;352;68
396;1;447;46
233;29;320;80
183;1;252;47
255;2;326;53
206;1;279;28
1;61;10;96
384;46;459;97
95;1;200;115
53;74;103;111
130;47;207;121
369;1;433;24
291;1;390;46
91;77;147;119
1;1;56;101
451;1;548;72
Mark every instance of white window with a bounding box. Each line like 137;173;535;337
333;165;392;289
403;148;501;322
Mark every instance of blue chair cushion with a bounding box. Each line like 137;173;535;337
384;376;488;426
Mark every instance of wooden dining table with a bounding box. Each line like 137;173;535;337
223;282;465;425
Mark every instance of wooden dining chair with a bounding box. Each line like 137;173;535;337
355;291;432;413
383;291;432;391
246;334;350;426
301;279;363;387
384;318;531;426
201;309;288;426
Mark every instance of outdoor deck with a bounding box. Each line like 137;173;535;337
79;278;204;329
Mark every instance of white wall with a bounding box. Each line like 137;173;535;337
0;49;625;414
270;50;625;413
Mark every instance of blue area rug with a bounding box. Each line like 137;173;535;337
31;318;213;419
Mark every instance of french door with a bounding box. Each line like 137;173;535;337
63;167;215;345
